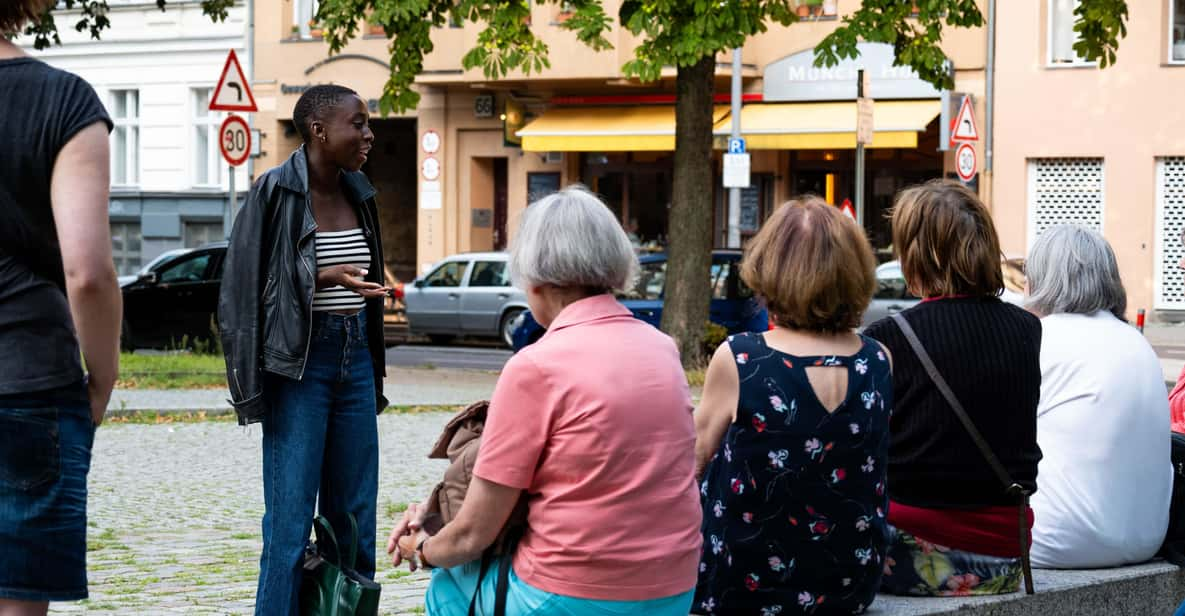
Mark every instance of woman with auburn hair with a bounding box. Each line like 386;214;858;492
1;1;123;613
864;180;1042;596
693;197;892;615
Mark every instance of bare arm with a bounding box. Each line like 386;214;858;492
415;476;522;570
694;341;740;482
50;122;121;425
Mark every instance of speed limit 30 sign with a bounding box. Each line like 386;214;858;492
220;115;251;167
955;142;977;183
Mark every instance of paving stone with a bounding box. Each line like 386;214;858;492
50;413;450;615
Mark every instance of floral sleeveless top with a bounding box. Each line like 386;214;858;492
694;332;893;615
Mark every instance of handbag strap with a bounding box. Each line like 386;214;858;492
890;313;1035;595
344;513;359;571
311;516;342;567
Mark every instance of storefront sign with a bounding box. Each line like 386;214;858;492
763;43;941;102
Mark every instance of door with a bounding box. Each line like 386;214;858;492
406;260;469;333
459;259;515;335
708;257;743;332
620;259;665;328
127;251;217;347
493;159;508;250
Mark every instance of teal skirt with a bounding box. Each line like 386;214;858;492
426;557;695;616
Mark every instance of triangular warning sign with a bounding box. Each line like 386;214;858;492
210;49;257;113
951;95;978;142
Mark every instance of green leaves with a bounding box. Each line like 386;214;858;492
1073;0;1129;67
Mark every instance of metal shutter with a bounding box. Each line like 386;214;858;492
1156;157;1185;309
1027;158;1105;246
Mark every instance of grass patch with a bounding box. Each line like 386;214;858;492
685;367;707;387
384;405;463;415
105;411;236;424
117;352;226;389
385;501;409;519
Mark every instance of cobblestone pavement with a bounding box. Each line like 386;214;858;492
51;412;452;615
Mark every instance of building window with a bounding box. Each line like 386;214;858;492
1156;157;1185;309
183;221;224;248
294;0;320;37
109;89;139;186
1048;0;1092;65
1172;0;1185;63
1027;158;1104;247
192;88;222;187
111;222;142;276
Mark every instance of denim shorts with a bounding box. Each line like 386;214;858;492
0;396;94;601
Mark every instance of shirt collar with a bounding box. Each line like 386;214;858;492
546;294;632;333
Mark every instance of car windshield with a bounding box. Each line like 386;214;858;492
620;260;666;300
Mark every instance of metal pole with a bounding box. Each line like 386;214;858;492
246;0;255;184
855;69;865;228
985;0;996;172
727;47;743;249
226;164;236;238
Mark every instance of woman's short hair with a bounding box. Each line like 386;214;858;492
508;186;638;292
741;196;876;333
1;0;53;34
292;85;358;143
892;180;1004;298
1026;224;1127;319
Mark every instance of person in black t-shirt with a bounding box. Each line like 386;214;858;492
0;2;122;612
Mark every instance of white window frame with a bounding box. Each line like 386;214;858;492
191;87;223;188
1170;0;1185;64
109;89;140;187
1025;158;1106;250
294;0;321;38
1047;0;1095;67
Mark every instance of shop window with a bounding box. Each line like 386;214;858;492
109;89;139;186
1155;157;1185;309
184;221;224;248
1027;158;1104;248
111;222;142;276
1171;0;1185;63
1048;0;1093;65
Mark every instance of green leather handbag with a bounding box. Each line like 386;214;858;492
299;514;382;616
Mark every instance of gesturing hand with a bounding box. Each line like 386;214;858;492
318;265;390;299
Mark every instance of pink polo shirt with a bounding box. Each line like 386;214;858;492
473;294;703;601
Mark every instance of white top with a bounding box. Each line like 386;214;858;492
312;228;370;312
1030;311;1173;568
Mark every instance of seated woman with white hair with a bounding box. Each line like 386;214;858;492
1026;224;1173;568
386;186;703;615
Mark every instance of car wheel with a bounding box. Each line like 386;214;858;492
120;319;135;352
501;308;525;349
427;334;456;345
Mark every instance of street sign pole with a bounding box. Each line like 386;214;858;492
855;69;866;228
226;162;235;238
727;47;743;249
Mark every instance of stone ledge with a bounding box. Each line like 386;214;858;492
867;561;1184;615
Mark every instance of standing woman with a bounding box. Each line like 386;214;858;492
218;85;390;616
0;3;123;614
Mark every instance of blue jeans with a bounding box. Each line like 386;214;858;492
427;557;695;616
255;309;379;616
0;394;93;602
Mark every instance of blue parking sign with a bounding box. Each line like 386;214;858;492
728;138;746;154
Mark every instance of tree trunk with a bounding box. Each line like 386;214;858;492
661;55;716;367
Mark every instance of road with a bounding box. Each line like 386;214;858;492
385;342;512;371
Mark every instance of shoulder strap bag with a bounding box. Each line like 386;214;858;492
891;313;1035;595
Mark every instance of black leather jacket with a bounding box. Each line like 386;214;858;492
218;147;388;425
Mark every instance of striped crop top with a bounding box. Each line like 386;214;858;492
313;228;371;312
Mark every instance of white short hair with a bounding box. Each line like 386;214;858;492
1026;224;1127;319
508;185;638;292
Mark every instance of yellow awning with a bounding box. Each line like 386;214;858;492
712;100;941;150
518;106;729;152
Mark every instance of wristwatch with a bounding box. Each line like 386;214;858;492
415;536;436;570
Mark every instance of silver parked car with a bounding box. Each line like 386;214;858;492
862;261;921;327
404;252;529;347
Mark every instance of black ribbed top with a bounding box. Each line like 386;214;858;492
864;297;1043;508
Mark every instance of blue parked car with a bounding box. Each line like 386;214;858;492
510;250;769;351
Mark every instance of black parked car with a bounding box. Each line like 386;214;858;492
120;242;226;351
